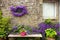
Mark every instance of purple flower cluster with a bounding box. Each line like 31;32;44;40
10;26;18;33
37;22;60;36
57;32;60;36
29;22;54;34
10;6;28;17
54;23;60;36
32;27;39;34
54;23;60;31
26;26;39;34
12;26;18;30
26;21;60;37
8;22;60;36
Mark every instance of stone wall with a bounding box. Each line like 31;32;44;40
57;1;60;40
1;0;43;27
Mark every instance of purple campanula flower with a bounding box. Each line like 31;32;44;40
38;22;54;30
12;26;18;30
10;6;28;17
46;23;54;29
57;32;60;36
54;23;60;29
27;30;31;34
38;22;46;34
31;27;39;34
38;22;54;36
11;26;18;32
38;22;46;29
53;23;60;32
32;28;37;32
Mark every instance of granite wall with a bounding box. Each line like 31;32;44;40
1;0;43;27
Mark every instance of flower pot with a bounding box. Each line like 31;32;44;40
46;38;55;40
0;38;6;40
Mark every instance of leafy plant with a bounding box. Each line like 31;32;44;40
38;19;60;39
38;19;54;34
0;10;12;38
45;19;51;24
0;17;12;38
45;28;57;38
12;25;33;34
12;25;24;34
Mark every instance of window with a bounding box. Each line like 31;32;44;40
43;2;56;19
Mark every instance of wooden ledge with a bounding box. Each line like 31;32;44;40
8;34;42;37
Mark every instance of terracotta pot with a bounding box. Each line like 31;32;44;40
47;38;55;40
0;38;6;40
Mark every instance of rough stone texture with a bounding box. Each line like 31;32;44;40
1;0;43;27
58;1;60;40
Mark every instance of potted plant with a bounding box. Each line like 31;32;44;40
45;28;57;40
38;19;60;40
0;10;12;40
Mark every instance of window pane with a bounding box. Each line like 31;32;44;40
43;2;56;19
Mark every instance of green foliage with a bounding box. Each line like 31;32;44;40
45;28;57;38
13;25;24;34
45;19;51;24
14;25;32;34
0;10;12;38
24;25;32;32
0;10;2;19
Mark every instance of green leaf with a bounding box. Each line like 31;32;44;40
45;28;57;38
